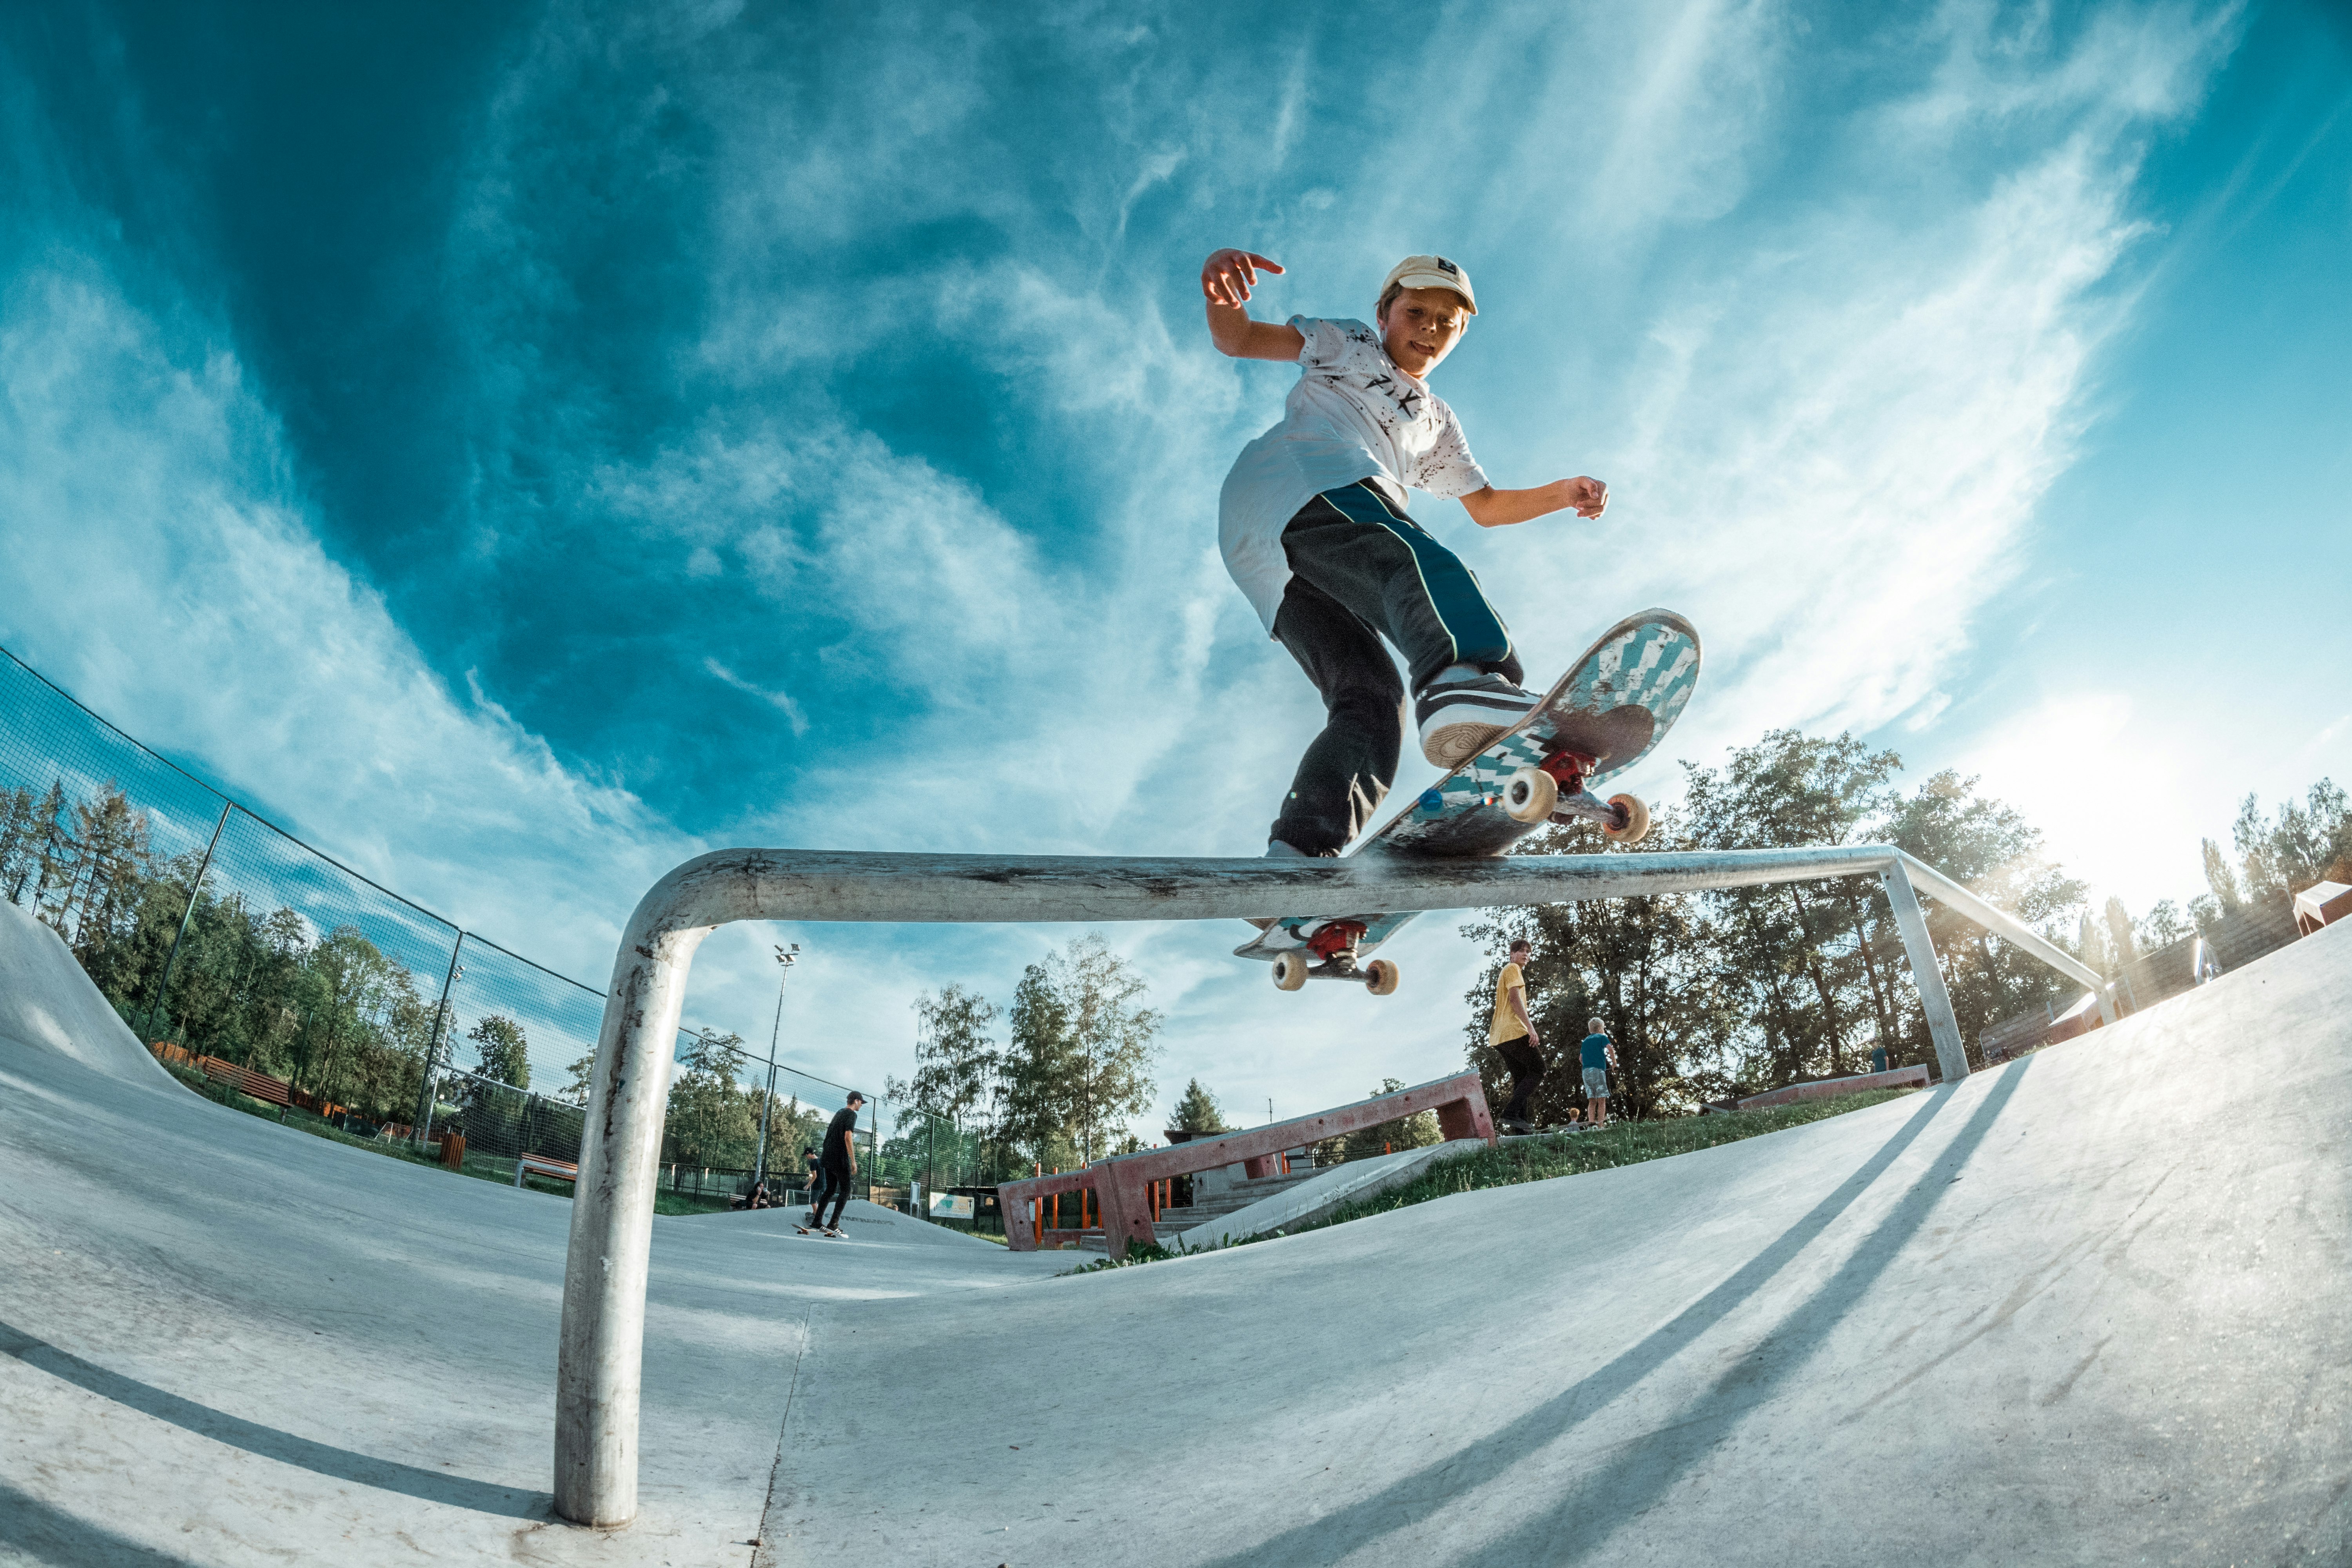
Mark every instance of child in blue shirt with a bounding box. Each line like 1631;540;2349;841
1580;1018;1618;1127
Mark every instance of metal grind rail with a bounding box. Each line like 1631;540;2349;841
550;843;2109;1525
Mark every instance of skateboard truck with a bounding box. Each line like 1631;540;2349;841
1270;920;1399;996
1486;749;1653;844
1305;920;1368;962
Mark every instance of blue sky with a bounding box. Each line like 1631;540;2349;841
3;0;2346;1132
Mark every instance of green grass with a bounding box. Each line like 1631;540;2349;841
654;1191;738;1216
1062;1087;1918;1275
1307;1088;1918;1231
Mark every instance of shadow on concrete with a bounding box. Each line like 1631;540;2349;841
1522;1055;2035;1563
0;1321;553;1520
0;1479;208;1565
1201;1072;2023;1568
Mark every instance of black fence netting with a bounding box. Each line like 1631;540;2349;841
0;644;902;1205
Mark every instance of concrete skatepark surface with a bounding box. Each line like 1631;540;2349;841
1;895;2346;1564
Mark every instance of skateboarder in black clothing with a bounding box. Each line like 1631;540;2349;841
808;1091;864;1237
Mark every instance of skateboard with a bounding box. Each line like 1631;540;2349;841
1235;608;1701;996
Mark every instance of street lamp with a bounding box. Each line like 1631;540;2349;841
751;944;799;1191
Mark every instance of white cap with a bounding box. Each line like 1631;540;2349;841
1381;254;1476;313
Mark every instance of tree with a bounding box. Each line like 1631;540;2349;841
2078;913;2108;978
997;936;1161;1167
1680;731;1905;1083
2230;780;2352;904
1170;1078;1228;1133
1463;732;2091;1105
2102;897;2140;970
887;984;999;1130
2201;838;2243;913
468;1013;532;1089
2137;899;2190;950
1461;812;1733;1121
663;1031;758;1167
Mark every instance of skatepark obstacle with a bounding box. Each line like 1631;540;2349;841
998;1070;1497;1252
554;844;2111;1526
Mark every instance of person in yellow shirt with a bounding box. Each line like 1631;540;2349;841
1488;938;1545;1132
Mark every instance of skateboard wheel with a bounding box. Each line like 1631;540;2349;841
1602;792;1651;846
1365;958;1399;996
1272;951;1310;991
1503;766;1558;824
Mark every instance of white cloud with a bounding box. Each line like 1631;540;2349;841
0;0;2251;1138
0;267;688;949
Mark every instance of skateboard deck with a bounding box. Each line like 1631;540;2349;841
1235;608;1701;995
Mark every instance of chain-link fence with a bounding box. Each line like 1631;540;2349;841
0;643;897;1205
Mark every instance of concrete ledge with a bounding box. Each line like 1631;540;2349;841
1176;1139;1486;1251
1734;1064;1929;1111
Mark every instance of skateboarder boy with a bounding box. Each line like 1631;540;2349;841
1202;247;1612;857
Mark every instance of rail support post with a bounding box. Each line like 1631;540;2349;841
1098;1174;1153;1256
554;912;712;1528
1880;862;1968;1084
1434;1089;1496;1144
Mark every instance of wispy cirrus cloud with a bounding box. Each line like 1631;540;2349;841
0;0;2248;1127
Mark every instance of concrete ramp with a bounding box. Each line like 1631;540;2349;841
0;893;2345;1565
0;897;175;1088
764;923;2352;1565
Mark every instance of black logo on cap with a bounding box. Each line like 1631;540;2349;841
1435;258;1458;275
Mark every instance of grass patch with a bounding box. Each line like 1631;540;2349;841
654;1191;738;1216
1309;1088;1917;1232
1060;1087;1918;1275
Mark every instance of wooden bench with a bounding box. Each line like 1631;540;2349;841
514;1153;580;1188
196;1056;292;1108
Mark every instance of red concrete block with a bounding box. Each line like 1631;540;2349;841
999;1073;1496;1251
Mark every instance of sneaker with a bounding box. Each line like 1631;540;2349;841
1415;673;1543;767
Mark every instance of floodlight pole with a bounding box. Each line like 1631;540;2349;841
751;944;797;1191
415;942;465;1145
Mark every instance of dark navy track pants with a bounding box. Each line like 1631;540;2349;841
1269;482;1519;855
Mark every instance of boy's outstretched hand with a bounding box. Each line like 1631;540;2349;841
1202;248;1284;306
1565;476;1610;518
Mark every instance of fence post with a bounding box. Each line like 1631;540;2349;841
415;935;465;1145
143;803;232;1042
1879;862;1968;1083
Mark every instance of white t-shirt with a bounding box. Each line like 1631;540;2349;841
1217;317;1492;633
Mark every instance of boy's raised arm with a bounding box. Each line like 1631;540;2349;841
1460;477;1611;528
1203;248;1307;361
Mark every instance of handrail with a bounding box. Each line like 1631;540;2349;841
553;841;2089;1526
